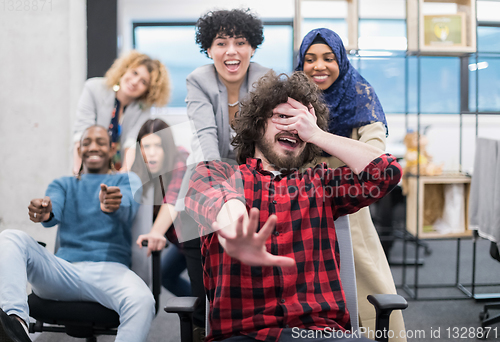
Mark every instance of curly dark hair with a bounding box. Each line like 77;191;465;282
232;71;329;165
195;9;264;57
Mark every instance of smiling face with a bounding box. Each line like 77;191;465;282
140;133;165;175
79;126;114;174
207;33;255;87
302;43;340;90
118;64;151;100
254;113;308;171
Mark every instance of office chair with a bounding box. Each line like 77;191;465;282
479;241;500;329
28;241;161;342
165;216;408;342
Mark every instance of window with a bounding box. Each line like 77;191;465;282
134;24;210;108
301;18;348;47
131;0;500;114
356;55;406;114
468;24;500;113
469;1;500;113
356;18;407;113
469;55;500;112
134;22;293;109
358;19;407;51
477;26;500;53
418;57;461;114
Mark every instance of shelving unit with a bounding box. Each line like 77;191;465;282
407;0;477;55
405;174;472;239
294;0;496;301
400;0;478;300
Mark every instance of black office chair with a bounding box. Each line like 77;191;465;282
166;295;407;342
28;241;161;342
479;241;500;329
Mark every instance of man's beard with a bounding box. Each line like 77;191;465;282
256;136;309;172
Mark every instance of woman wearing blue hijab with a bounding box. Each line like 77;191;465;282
297;28;406;342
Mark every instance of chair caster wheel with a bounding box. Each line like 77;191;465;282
479;311;489;321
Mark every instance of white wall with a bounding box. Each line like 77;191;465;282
0;0;87;249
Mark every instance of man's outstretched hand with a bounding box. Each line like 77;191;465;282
28;196;52;222
213;207;295;268
99;184;122;213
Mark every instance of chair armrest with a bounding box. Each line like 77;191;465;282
367;294;408;311
165;297;200;342
164;297;200;314
367;294;408;342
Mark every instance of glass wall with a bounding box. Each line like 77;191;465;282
134;23;293;108
134;25;210;108
469;25;500;112
133;0;500;114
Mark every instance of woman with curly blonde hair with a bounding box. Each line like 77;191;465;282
73;50;170;174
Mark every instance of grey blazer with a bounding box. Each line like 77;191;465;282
175;62;270;213
73;77;151;154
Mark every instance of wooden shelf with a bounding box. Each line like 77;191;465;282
405;174;472;238
407;0;477;55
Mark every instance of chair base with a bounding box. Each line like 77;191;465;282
480;302;500;328
28;293;119;339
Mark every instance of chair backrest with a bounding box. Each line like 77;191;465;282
131;185;155;286
334;215;359;332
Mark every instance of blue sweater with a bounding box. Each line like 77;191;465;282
42;172;141;267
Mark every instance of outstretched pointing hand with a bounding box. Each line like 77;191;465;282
28;196;52;223
99;184;122;213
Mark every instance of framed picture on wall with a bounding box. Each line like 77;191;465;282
423;13;466;47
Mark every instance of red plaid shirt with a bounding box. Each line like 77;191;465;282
185;154;402;342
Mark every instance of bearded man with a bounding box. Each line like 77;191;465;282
184;72;402;342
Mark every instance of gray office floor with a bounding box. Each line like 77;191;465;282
29;238;500;342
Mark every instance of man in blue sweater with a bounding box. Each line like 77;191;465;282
0;125;153;342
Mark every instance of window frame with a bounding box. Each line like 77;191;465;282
461;21;500;115
132;20;294;109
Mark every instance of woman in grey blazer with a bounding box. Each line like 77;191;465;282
73;51;170;174
174;9;270;342
177;9;270;211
